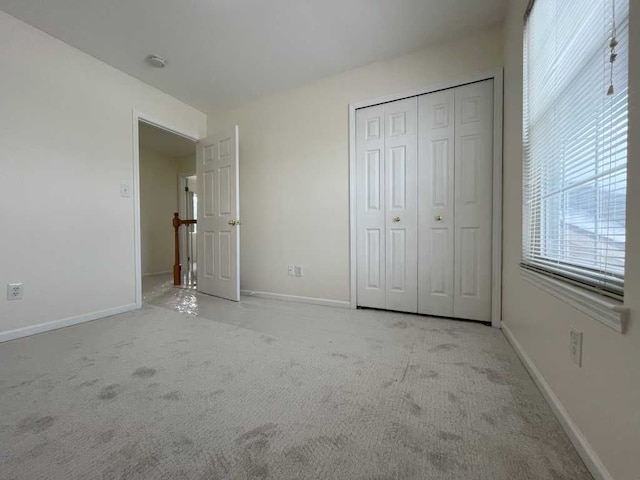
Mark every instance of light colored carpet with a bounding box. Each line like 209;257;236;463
0;277;592;479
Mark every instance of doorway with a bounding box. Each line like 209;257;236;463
135;118;198;303
133;115;241;307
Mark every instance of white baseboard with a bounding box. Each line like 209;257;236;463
143;271;171;277
240;290;350;309
501;322;613;480
0;304;138;344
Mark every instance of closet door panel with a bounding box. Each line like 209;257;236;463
453;80;493;321
385;97;418;313
418;90;455;316
356;105;386;309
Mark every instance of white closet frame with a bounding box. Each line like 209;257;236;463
348;69;504;328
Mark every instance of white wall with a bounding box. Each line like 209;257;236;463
502;1;640;479
139;149;195;275
0;10;206;335
176;154;197;176
207;27;503;302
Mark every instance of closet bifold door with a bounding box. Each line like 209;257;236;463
356;104;386;309
356;98;418;312
417;79;493;322
453;80;493;322
384;98;418;313
357;81;492;319
418;89;455;316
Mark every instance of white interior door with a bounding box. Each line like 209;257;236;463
178;176;196;284
178;177;189;279
356;98;417;313
453;80;493;321
418;89;455;316
356;105;386;309
197;126;240;301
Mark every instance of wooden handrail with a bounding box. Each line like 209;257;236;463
173;212;197;286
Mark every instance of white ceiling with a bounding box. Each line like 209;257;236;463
139;121;195;158
0;0;507;113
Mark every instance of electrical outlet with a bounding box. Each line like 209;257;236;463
570;329;583;367
7;283;23;301
288;264;295;276
295;265;304;277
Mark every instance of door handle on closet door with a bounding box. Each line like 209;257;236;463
392;216;401;223
435;215;443;221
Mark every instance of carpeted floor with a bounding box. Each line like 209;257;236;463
0;276;592;479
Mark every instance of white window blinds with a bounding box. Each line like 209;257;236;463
522;0;629;298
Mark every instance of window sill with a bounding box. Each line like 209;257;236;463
520;267;628;333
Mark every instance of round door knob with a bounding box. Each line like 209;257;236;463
435;215;443;221
392;216;401;223
228;219;240;226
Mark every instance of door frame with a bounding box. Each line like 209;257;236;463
177;171;197;219
348;68;504;328
132;110;200;308
177;171;197;278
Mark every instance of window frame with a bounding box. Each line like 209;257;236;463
521;0;628;293
520;0;629;332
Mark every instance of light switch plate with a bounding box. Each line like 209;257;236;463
120;183;131;198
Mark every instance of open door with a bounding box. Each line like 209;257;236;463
196;126;240;301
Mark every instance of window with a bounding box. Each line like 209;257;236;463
522;0;629;299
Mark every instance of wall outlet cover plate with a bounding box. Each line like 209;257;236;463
570;329;583;367
7;283;23;301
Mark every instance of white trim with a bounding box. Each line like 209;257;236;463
143;270;172;277
502;323;614;480
491;70;504;329
136;113;201;142
132;110;199;309
241;290;350;309
520;267;628;333
348;68;504;327
350;69;505;110
177;170;197;273
0;304;137;344
177;170;197;218
348;102;357;309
